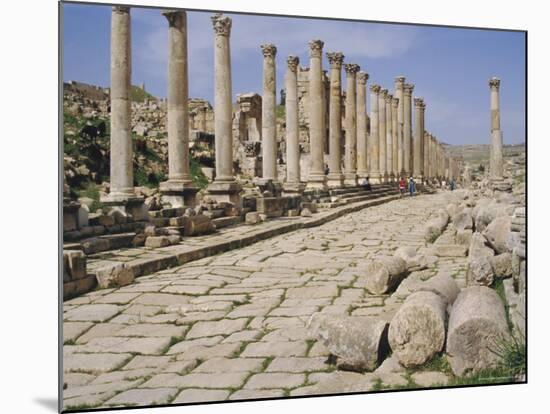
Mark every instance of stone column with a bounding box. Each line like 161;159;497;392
344;63;360;186
102;6;147;219
207;14;241;204
105;6;135;203
260;43;278;183
413;97;424;180
160;10;198;207
283;56;303;194
489;77;503;179
356;71;369;179
385;93;394;181
391;96;399;179
395;77;405;177
306;39;328;191
369;85;382;183
378;88;388;182
424;132;431;180
403;83;414;177
326;52;345;188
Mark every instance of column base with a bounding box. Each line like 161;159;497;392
305;173;328;191
356;170;369;180
343;173;357;187
206;180;242;206
100;193;148;222
282;181;305;195
369;172;383;184
160;180;199;208
326;172;344;188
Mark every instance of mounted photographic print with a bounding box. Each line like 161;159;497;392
60;0;526;411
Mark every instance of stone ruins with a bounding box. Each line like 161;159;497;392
62;8;525;410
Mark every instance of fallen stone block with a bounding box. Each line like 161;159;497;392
245;212;260;225
183;215;215;236
489;252;513;279
167;235;181;245
63;250;87;281
452;210;473;231
256;197;285;218
81;237;111;255
300;208;312;218
393;246;428;271
446;286;510;376
424;209;449;242
388;291;447;367
131;233;146;247
94;263;135;289
418;274;460;306
468;232;495;259
308;314;389;371
455;229;473;246
145;236;171;248
467;256;495;287
365;256;408;295
433;244;468;258
483;216;514;254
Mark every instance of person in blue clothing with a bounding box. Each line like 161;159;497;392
450;179;455;191
408;177;416;196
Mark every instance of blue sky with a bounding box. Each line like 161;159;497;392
62;2;526;145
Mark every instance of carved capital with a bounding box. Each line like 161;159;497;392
287;55;299;72
370;84;381;93
308;39;324;58
385;93;393;104
113;6;130;13
211;13;232;36
162;9;184;26
403;83;414;95
394;76;406;87
414;97;423;107
261;43;277;58
379;88;388;98
357;72;369;85
392;96;399;106
489;77;500;90
344;63;360;75
326;52;345;69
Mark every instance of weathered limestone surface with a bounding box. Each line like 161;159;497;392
308;314;389;371
394;77;405;176
369;85;381;182
446;286;510;376
388;291;447;367
403;84;414;176
63;192;474;409
284;56;301;191
364;256;407;294
261;43;278;182
356;72;369;179
378;89;388;181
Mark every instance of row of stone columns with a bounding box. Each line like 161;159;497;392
104;8;460;213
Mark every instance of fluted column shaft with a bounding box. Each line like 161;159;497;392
489;77;503;179
108;6;134;200
378;89;388;181
395;77;405;176
403;84;414;177
326;52;344;187
306;39;327;190
413;98;424;179
284;56;301;189
261;43;278;182
385;93;394;180
356;72;369;178
369;85;381;183
391;97;399;179
344;63;360;186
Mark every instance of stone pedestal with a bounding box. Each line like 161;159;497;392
160;10;198;208
207;14;242;204
326;52;345;188
356;72;369;179
102;196;149;222
306;39;328;191
369;85;382;183
344;63;360;186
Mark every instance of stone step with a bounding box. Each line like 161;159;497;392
212;216;243;229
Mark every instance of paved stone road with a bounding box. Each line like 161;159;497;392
63;192;467;410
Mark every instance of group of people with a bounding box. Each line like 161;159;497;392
324;164;454;196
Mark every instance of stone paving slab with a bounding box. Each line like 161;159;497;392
63;191;473;409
